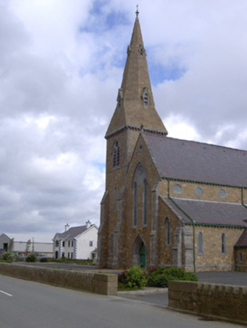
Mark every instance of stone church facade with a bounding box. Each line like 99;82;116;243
97;12;247;272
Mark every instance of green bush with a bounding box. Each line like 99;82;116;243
118;266;147;290
40;257;48;262
147;267;198;288
26;253;37;262
0;252;14;262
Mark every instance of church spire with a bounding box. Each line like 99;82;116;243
106;12;167;138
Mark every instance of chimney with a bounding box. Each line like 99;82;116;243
65;223;70;231
86;220;91;229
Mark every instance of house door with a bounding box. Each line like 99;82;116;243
140;242;146;268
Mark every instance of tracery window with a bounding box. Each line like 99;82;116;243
198;232;203;254
113;140;120;167
165;217;170;246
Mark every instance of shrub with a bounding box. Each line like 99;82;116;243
147;267;198;288
40;257;48;262
0;252;14;262
119;266;147;290
26;253;37;262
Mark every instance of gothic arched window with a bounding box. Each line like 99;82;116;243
165;217;170;246
113;140;120;167
198;232;203;254
142;87;149;109
133;182;137;227
143;179;147;226
221;233;226;254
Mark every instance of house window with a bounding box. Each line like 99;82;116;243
68;252;70;258
71;252;73;259
62;252;65;258
165;217;170;246
68;240;70;247
221;233;226;254
133;181;137;227
143;179;147;226
71;241;73;247
89;241;93;247
239;251;243;263
113;140;120;167
198;232;203;254
55;240;59;247
62;241;65;247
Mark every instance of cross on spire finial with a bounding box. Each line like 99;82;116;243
136;4;139;16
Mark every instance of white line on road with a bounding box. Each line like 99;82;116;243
0;290;13;297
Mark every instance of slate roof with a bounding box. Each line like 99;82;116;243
55;225;88;240
235;229;247;247
144;133;247;186
164;197;247;227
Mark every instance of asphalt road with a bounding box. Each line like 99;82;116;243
0;275;238;328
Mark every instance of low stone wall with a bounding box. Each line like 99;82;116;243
0;263;117;295
168;281;247;324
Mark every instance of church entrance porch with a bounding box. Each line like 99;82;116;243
132;236;146;267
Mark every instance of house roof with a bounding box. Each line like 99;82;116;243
235;229;247;247
164;197;247;227
144;133;247;186
55;225;93;240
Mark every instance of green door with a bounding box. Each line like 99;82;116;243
140;242;146;268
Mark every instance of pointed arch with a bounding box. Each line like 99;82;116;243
112;140;120;167
132;163;148;227
165;217;171;246
132;235;146;267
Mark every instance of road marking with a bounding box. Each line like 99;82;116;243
0;290;13;297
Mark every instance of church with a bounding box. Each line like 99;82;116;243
97;12;247;272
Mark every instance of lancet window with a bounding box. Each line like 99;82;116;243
113;140;120;167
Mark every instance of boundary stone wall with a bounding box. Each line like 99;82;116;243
0;263;117;295
168;281;247;324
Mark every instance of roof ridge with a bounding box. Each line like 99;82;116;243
144;132;247;153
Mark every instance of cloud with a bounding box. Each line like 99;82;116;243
0;0;246;242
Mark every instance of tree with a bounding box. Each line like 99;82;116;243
25;239;31;255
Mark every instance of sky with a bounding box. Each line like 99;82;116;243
1;0;247;242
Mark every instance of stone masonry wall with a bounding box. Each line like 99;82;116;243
0;263;118;295
195;226;243;271
169;180;242;204
168;280;247;324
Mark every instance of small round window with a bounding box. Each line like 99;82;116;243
173;184;182;194
195;186;203;197
219;188;227;199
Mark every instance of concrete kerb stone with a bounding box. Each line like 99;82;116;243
118;287;168;296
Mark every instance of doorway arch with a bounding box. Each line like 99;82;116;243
132;235;146;268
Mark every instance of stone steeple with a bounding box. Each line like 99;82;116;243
106;12;168;138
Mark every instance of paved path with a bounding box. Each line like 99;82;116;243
196;271;247;286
